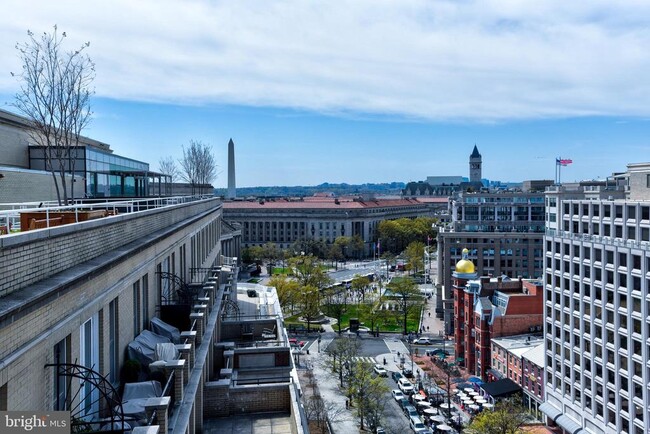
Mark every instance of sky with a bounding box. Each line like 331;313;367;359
1;1;650;188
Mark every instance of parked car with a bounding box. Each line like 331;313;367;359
402;367;414;378
398;377;414;395
412;337;432;345
398;397;410;410
391;389;405;402
428;348;450;357
376;428;386;434
409;416;428;433
288;338;306;348
403;404;418;418
392;371;403;382
373;364;388;377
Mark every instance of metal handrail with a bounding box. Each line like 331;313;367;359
233;375;292;386
0;195;214;234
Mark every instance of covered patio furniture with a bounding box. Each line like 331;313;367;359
120;381;162;425
127;330;171;367
150;317;181;344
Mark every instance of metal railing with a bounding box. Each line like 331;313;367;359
233;375;293;386
0;195;213;234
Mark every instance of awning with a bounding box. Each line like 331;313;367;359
539;402;562;421
555;415;583;434
480;378;521;398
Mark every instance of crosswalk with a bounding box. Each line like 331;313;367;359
351;356;376;365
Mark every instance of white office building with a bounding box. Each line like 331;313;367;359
542;164;650;434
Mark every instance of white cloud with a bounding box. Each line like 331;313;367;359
1;0;650;121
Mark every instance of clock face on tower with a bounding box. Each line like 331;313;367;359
471;163;480;169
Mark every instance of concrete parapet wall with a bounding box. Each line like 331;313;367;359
0;198;220;297
0;168;73;203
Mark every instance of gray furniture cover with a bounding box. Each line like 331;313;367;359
127;330;171;367
150;317;181;344
119;381;162;424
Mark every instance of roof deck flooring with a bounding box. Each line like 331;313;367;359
203;413;292;434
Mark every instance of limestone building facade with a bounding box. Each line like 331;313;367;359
223;197;430;255
542;163;650;434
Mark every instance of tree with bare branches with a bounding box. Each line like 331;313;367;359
12;26;95;205
158;156;179;195
178;140;217;195
158;156;179;180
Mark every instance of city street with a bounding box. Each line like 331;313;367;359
299;326;468;433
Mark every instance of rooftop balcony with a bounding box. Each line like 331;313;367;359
207;282;305;432
0;195;212;235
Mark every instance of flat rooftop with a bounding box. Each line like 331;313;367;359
236;283;281;317
203;412;292;434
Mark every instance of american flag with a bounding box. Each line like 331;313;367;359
556;158;573;166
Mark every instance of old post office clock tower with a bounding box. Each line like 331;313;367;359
469;145;482;183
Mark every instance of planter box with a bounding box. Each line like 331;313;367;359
20;210;108;231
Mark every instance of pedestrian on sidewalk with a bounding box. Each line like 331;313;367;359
428;311;431;317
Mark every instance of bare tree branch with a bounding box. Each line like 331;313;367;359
12;25;95;205
158;156;179;180
178;139;217;195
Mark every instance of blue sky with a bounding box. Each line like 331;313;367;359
1;1;650;188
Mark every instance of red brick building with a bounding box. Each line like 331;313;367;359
452;249;544;379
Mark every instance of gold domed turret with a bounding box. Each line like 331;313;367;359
455;248;475;274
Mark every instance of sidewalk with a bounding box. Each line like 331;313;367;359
301;329;360;434
419;292;447;338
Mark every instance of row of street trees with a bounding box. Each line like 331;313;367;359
242;236;365;272
324;339;389;432
377;216;438;254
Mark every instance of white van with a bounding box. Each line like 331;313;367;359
398;377;414;395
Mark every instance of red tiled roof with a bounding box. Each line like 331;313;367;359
412;197;449;203
223;198;427;210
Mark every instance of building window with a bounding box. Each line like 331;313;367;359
133;281;141;336
108;298;119;385
53;336;70;411
80;315;99;418
142;274;149;331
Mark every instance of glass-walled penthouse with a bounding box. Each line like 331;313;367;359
29;146;170;198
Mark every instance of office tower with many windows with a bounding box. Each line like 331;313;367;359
542;165;649;434
437;188;547;335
